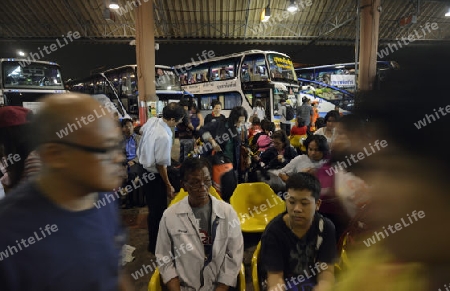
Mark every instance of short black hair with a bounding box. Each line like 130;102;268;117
261;119;275;132
211;100;222;108
227;106;248;128
296;116;305;127
121;118;133;127
179;99;189;107
180;157;212;181
304;135;329;157
324;110;340;123
286;172;321;200
252;116;261;125
162;102;185;121
271;130;290;148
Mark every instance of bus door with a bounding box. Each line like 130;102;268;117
244;89;271;121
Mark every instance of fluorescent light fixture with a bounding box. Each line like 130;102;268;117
445;8;450;17
335;65;345;69
17;51;25;57
261;6;270;22
287;0;298;12
109;0;119;9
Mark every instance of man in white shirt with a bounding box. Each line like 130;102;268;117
156;157;244;291
138;102;185;254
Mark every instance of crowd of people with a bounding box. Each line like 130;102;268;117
0;59;448;291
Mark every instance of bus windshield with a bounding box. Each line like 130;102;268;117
2;61;64;90
155;67;181;91
267;53;296;82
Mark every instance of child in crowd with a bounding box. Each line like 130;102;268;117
249;117;263;140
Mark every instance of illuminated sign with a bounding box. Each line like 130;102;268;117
273;57;294;70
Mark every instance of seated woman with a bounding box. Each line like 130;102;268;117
289;117;308;154
259;130;297;171
250;119;274;154
260;172;336;291
314;110;340;146
249;130;297;183
263;135;328;194
277;135;329;182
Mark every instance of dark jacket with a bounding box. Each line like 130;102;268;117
204;113;226;125
260;145;298;170
199;120;246;170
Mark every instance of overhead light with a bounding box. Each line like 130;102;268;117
335;65;345;69
17;51;25;57
287;0;298;12
261;6;270;22
109;0;119;9
445;8;450;17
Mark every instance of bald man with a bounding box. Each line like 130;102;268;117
0;94;134;291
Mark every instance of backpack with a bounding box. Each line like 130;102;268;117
209;152;238;203
285;105;294;121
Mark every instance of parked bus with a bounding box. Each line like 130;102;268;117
66;64;191;121
0;58;66;112
295;61;399;116
174;50;300;123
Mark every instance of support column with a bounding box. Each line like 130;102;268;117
358;0;381;91
135;1;156;125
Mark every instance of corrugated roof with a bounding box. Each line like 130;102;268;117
0;0;449;45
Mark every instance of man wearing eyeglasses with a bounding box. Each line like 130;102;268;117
156;157;244;291
137;102;185;254
0;94;134;290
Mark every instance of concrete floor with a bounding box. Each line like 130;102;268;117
121;206;261;291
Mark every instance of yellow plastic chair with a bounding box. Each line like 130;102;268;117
148;264;246;291
251;241;262;291
229;182;285;233
169;186;222;207
148;268;163;291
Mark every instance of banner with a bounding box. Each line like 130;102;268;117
330;75;355;88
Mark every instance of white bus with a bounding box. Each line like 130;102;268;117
67;64;192;121
174;50;300;124
0;58;66;112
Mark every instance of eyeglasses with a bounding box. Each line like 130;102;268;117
184;179;212;190
46;140;122;155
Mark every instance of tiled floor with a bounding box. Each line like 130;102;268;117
121;207;261;291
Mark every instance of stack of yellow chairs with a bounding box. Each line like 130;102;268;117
229;182;285;233
148;187;246;291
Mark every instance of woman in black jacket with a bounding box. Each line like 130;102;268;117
198;106;248;178
259;130;297;170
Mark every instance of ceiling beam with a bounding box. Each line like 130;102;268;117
1;36;449;45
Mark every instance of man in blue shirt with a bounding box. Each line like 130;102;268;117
121;118;143;208
0;93;133;291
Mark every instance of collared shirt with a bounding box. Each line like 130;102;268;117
156;195;244;291
137;118;172;173
125;134;137;162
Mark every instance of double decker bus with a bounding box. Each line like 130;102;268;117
66;65;191;121
295;61;399;116
174;50;300;123
0;58;66;112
